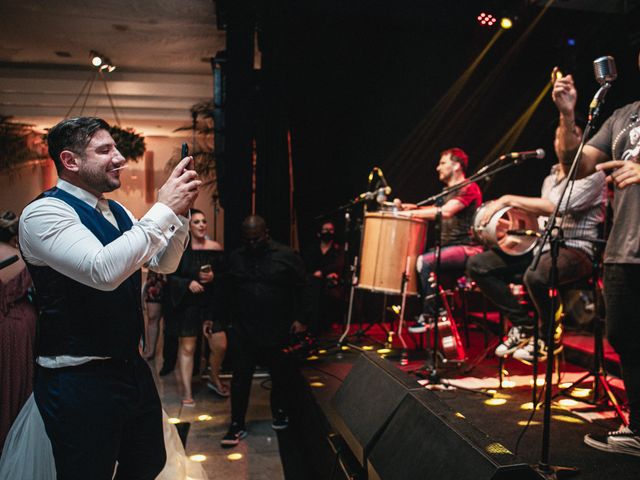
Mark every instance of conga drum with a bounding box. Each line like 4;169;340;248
358;212;427;295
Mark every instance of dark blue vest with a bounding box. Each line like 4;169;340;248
25;188;143;359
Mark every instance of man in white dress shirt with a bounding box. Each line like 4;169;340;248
19;117;200;479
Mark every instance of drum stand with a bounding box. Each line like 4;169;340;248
338;254;412;360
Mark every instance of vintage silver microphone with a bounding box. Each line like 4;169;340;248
589;56;617;120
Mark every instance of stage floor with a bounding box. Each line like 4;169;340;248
299;327;640;480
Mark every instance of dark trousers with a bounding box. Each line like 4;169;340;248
34;356;165;480
308;276;344;334
417;245;483;314
603;264;640;432
229;331;302;427
467;247;593;333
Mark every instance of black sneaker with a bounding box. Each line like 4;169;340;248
272;410;289;430
220;423;247;448
584;425;640;457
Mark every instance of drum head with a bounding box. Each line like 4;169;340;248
472;203;538;256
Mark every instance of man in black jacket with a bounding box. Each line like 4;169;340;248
221;215;309;447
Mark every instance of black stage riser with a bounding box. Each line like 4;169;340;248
332;353;540;480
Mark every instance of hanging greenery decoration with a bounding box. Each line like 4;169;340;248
0;116;45;171
109;125;146;162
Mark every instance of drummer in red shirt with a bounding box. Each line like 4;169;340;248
399;148;483;333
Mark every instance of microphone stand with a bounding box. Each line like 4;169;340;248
411;155;531;396
527;86;610;479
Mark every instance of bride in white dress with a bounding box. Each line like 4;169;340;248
0;395;208;480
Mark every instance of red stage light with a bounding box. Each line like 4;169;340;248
477;12;496;27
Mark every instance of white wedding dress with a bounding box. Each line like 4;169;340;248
0;395;208;480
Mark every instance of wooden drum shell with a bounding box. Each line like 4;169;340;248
358;212;427;295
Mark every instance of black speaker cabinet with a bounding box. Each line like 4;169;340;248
332;352;539;479
368;390;540;480
332;352;423;465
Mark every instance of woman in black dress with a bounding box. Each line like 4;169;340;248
165;209;224;406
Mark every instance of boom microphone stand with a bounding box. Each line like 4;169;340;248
551;238;627;424
527;56;616;479
410;156;536;395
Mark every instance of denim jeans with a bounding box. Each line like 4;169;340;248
417;244;483;314
603;264;640;432
467;247;592;334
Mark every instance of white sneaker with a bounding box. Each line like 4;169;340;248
584;425;640;457
494;326;530;358
408;314;434;334
513;337;562;362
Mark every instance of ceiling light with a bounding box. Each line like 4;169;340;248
90;50;116;72
91;52;103;67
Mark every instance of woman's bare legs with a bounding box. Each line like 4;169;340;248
207;331;228;394
143;302;162;360
176;336;197;402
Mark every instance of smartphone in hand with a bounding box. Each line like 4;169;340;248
181;142;194;171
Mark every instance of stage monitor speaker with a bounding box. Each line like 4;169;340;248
332;352;423;465
369;389;540;480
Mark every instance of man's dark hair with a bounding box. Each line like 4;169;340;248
441;147;469;174
47;117;111;172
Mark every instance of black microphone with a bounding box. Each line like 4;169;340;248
589;56;617;120
355;186;392;202
498;149;545;161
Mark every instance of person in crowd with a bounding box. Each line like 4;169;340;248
400;148;483;333
0;211;37;451
165;208;225;405
302;220;345;334
142;271;166;361
220;215;309;447
551;65;640;455
18;116;198;479
467;111;606;362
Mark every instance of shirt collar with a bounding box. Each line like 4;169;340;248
56;179;101;209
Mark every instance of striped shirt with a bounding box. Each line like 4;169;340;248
538;165;606;257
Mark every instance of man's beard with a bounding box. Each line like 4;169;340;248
79;166;120;193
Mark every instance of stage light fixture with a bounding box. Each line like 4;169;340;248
167;417;181;424
90;50;116;72
189;454;207;462
227;453;243;461
567;38;576;46
500;17;513;29
477;12;497;27
90;51;104;66
197;414;212;421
